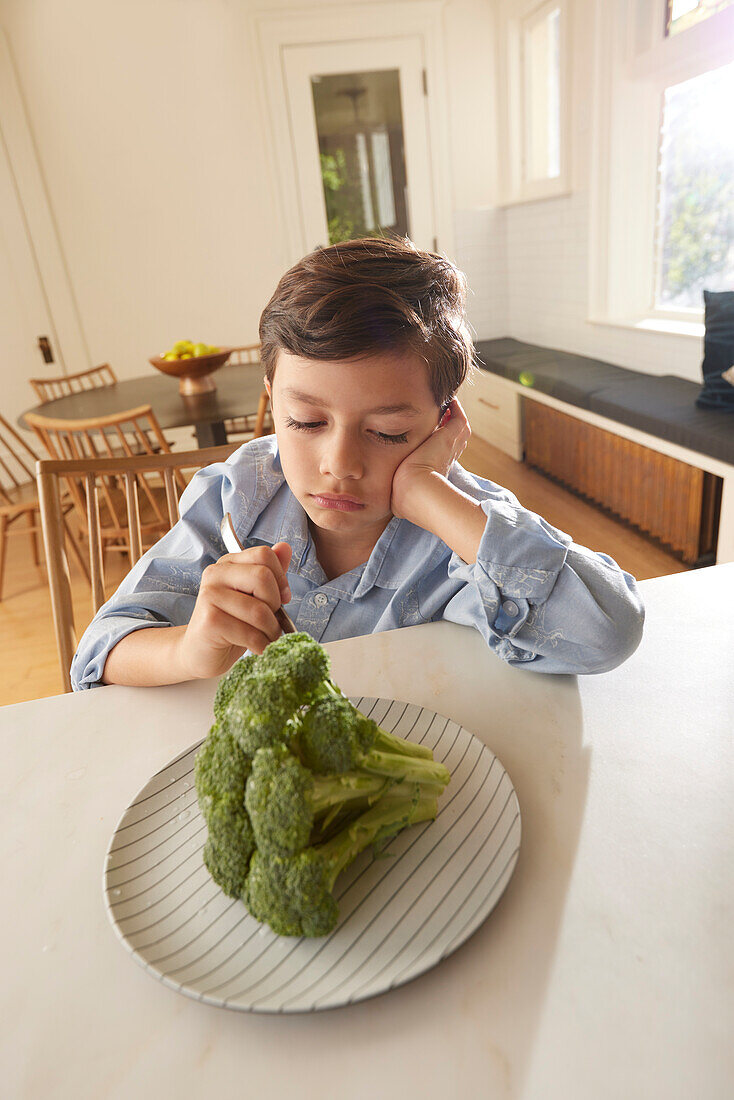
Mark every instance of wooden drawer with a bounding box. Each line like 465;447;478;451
459;370;522;458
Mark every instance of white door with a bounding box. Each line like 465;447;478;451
282;37;436;253
0;29;88;431
0;134;58;428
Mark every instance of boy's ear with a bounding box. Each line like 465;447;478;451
263;376;272;401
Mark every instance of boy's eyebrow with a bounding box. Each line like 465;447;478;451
281;387;421;415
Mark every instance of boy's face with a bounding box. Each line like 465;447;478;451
267;349;443;546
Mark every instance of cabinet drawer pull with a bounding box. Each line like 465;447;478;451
479;397;500;411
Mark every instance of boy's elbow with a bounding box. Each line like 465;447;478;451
588;600;645;674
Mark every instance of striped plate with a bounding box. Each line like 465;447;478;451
103;698;521;1013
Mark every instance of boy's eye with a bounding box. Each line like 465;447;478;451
285;416;324;432
372;430;409;445
284;416;408;445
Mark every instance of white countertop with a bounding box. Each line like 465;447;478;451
2;565;733;1099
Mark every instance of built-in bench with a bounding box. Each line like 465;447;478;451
458;338;733;565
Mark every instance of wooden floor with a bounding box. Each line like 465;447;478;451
0;437;687;707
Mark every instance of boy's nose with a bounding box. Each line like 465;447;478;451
320;432;363;480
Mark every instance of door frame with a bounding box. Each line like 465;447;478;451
283;36;436;253
253;1;454;264
0;28;89;375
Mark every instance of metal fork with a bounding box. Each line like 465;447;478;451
220;512;297;635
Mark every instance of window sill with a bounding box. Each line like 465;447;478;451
588;316;704;340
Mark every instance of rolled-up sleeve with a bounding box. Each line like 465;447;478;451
436;496;645;674
70;451;253;690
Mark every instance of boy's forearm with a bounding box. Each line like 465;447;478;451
400;472;486;564
102;625;191;686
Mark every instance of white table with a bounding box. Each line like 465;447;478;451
2;566;733;1100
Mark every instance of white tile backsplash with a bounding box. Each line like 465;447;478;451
454;193;705;384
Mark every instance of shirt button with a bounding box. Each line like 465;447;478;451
314;593;329;607
502;600;519;616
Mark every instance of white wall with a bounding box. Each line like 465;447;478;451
0;0;704;407
0;0;497;394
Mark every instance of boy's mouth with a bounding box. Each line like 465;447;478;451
310;493;366;512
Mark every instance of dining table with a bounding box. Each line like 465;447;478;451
1;563;732;1099
18;361;266;447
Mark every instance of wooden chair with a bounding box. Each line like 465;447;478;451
25;405;186;574
29;363;118;402
223;344;272;441
35;442;240;691
0;414;89;601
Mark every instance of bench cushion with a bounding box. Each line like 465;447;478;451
475;338;734;466
589;374;734;465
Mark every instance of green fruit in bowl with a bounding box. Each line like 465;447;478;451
158;340;223;362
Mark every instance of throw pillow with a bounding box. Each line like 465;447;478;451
696;289;734;411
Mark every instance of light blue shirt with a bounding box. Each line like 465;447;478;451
71;435;645;689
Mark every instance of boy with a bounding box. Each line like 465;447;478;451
72;237;644;690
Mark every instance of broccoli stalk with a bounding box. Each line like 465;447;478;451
244;744;392;858
244;785;438;937
297;695;450;786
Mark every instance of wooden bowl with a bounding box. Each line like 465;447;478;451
149;348;232;395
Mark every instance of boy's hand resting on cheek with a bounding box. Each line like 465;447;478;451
176;543;292;679
390;398;471;522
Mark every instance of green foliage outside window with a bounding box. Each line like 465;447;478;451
319;147;386;245
657;63;734;308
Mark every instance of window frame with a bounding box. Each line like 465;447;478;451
497;0;572;206
590;0;734;330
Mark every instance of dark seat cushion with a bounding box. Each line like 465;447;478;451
589;374;734;465
474;338;734;466
476;339;641;410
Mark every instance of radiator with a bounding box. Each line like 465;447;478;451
522;400;722;565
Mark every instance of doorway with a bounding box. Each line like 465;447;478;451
282;37;437;253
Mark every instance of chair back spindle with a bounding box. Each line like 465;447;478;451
26;405;183;568
36;442;240;691
29;364;118;403
223;344;272;441
0;414;39;501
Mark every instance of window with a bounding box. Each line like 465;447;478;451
523;5;561;182
498;0;570;204
655;60;734;311
591;0;734;329
666;0;734;37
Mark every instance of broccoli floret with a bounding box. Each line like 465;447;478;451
298;696;451;787
244;744;390;858
261;633;432;761
213;654;257;723
195;724;254;897
201;792;255;898
258;631;332;697
222;667;301;758
194;722;250;804
244;787;438;937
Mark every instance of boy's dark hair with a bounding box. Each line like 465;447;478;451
259;237;475;407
